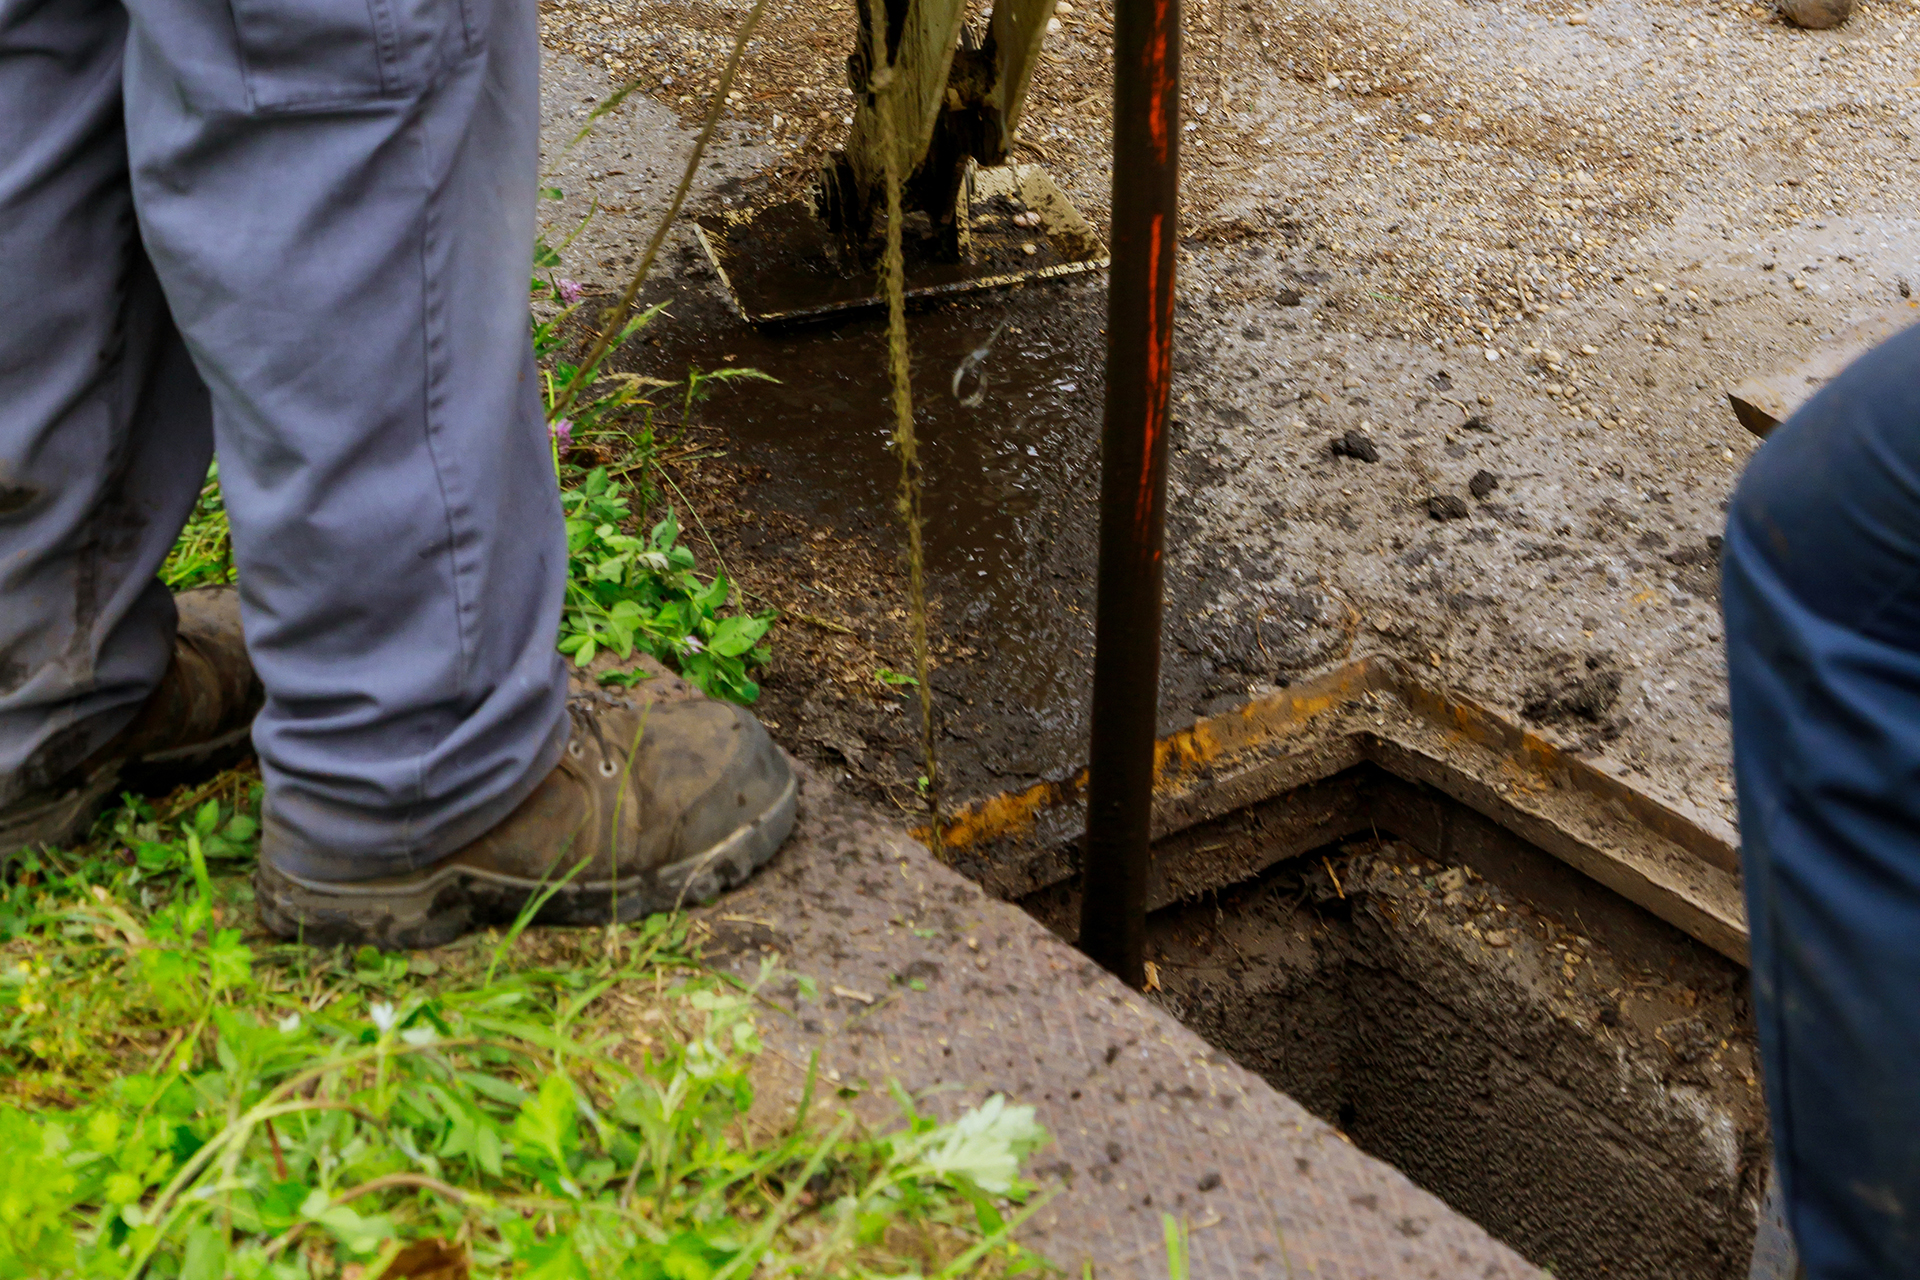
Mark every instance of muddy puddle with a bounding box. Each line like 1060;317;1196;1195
629;273;1112;790
619;260;1343;802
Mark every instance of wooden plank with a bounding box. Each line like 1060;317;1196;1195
988;0;1060;143
1365;734;1750;965
1727;299;1919;438
844;0;971;205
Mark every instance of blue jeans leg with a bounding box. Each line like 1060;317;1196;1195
1724;320;1920;1280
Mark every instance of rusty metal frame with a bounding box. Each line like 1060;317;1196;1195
931;656;1750;965
693;163;1106;325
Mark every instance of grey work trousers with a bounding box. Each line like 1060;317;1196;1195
0;0;570;877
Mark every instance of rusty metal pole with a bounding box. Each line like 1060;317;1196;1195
1078;0;1179;987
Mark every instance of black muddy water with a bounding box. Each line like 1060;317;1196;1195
618;264;1332;802
637;275;1114;790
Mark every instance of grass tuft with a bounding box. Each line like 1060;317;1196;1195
159;464;233;593
0;777;1054;1277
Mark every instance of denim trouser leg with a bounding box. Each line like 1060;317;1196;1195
1724;320;1920;1280
0;0;570;876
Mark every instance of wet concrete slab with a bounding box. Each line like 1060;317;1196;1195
695;766;1541;1279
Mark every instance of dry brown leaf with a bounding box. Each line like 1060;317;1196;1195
384;1239;470;1280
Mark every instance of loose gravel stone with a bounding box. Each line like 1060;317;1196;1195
1779;0;1851;28
1428;494;1471;521
1333;430;1381;462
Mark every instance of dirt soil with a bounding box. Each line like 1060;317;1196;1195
1019;831;1766;1280
536;0;1920;833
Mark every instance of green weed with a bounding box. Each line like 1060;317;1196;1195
1162;1214;1190;1280
153;256;780;706
533;296;668;460
160;463;233;592
529;252;778;702
558;470;774;703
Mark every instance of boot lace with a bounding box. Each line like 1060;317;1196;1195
565;691;633;778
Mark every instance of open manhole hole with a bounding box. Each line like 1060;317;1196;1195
937;658;1767;1280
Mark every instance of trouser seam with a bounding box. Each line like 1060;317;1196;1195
412;93;478;821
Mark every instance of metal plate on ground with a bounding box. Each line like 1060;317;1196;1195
930;655;1751;965
1726;298;1919;438
694;164;1107;325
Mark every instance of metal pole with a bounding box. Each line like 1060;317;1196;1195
1078;0;1179;988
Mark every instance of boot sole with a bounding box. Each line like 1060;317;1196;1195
0;765;126;869
0;725;256;868
254;768;800;950
120;724;257;796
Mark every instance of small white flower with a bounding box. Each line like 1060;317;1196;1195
401;1026;438;1047
277;1013;302;1034
369;1001;398;1033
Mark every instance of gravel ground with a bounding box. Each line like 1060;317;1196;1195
536;0;1920;835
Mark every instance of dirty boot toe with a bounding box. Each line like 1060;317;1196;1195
254;693;798;949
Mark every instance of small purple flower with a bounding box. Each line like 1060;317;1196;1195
549;417;573;449
683;634;705;655
557;279;584;305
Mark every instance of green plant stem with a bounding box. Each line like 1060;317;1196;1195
656;467;732;590
934;1187;1060;1278
710;1117;853;1280
259;1173;474;1260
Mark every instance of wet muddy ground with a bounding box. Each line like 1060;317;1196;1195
572;251;1371;809
614;267;1259;805
537;0;1920;833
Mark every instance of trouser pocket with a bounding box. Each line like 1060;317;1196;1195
227;0;477;112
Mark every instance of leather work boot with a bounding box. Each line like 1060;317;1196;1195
253;692;799;950
1;587;263;861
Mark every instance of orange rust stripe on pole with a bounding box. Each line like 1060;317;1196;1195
1078;0;1180;989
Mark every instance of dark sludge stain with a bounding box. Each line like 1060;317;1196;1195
0;484;40;516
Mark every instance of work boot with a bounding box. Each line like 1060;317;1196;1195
253;692;799;949
1;587;263;861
